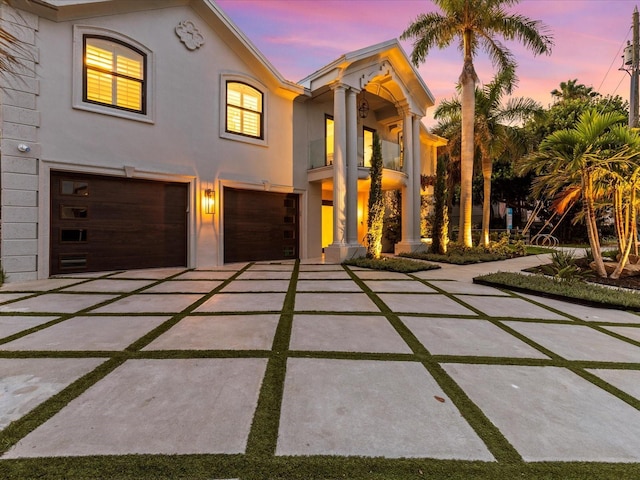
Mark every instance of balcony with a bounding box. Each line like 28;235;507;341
308;138;404;171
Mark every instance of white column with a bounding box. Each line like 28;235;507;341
331;84;347;246
346;88;359;245
412;115;422;242
325;84;366;263
395;111;426;254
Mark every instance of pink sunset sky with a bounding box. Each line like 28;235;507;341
216;0;637;129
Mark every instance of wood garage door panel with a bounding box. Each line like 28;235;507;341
224;188;299;263
50;172;188;274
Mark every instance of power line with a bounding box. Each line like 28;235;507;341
596;25;632;94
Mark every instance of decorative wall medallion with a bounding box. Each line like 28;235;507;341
175;20;205;50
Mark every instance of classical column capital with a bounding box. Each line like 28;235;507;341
330;82;349;93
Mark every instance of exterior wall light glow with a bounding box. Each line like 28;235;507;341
17;143;31;152
203;188;215;214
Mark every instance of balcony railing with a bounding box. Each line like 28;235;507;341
308;138;404;172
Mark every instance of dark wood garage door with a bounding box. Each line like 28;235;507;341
50;171;188;275
224;187;299;263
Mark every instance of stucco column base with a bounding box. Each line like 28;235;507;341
394;241;427;255
324;245;366;263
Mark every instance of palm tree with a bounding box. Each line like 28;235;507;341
599;128;640;278
609;164;640;279
519;110;628;277
401;0;553;247
0;1;21;76
434;70;542;245
551;79;597;101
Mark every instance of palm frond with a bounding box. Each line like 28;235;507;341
551;186;581;214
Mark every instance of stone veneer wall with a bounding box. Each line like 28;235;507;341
1;4;40;283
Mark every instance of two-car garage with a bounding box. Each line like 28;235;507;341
49;172;299;275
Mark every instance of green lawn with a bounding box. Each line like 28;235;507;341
475;271;640;310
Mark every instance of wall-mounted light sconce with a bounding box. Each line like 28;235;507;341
17;143;31;153
358;90;370;119
203;188;215;214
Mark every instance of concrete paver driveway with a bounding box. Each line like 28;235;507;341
0;259;639;476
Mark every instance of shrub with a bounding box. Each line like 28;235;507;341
366;133;384;259
343;256;440;273
430;154;448;254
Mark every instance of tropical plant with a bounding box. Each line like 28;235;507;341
601;134;640;278
366;132;384;259
525;86;628;145
1;1;26;83
434;69;543;245
540;249;593;283
518;109;631;277
401;0;553;247
550;79;598;101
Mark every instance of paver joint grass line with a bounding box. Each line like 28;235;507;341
245;261;299;457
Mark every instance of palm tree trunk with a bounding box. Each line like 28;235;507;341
612;186;637;279
583;172;607;277
614;186;626;254
459;62;476;247
481;156;492;246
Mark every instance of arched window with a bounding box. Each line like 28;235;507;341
226;81;263;139
84;36;146;113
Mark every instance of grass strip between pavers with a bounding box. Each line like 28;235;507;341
245;260;299;457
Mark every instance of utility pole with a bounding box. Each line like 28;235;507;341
631;6;639;127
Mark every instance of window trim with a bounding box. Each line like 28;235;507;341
219;73;268;146
73;25;155;123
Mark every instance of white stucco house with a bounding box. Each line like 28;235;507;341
0;0;445;283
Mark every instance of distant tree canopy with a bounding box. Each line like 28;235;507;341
429;78;630;244
550;78;598;101
525;79;629;143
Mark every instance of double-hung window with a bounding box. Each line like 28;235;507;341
226;81;263;139
84;36;145;113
